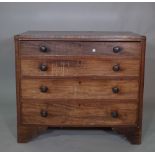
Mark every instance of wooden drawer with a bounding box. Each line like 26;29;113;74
22;100;137;126
21;79;139;100
20;41;141;58
21;58;140;77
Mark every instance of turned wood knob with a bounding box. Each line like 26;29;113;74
112;87;119;94
113;46;121;53
40;86;48;93
40;110;48;117
39;64;48;71
113;64;120;72
111;111;118;118
40;45;47;52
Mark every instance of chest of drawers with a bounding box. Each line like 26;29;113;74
15;31;146;144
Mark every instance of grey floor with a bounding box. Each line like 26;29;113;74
0;58;154;152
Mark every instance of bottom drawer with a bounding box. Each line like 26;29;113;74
21;100;138;126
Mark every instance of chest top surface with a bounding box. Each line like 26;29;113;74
15;31;145;41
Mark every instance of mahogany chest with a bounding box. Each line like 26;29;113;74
15;31;146;144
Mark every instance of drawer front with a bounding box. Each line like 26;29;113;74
20;41;141;57
21;79;139;100
21;58;140;77
22;100;137;126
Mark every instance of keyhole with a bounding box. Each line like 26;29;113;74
92;48;96;53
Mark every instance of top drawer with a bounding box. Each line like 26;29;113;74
20;41;141;57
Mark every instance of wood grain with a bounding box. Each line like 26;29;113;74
20;41;141;58
22;99;138;126
15;31;145;41
21;79;139;100
21;58;140;77
15;31;146;144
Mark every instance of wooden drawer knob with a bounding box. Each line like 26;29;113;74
40;110;48;117
113;46;121;53
40;45;47;52
39;64;48;71
40;86;48;93
113;64;120;72
111;111;118;118
112;87;119;94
